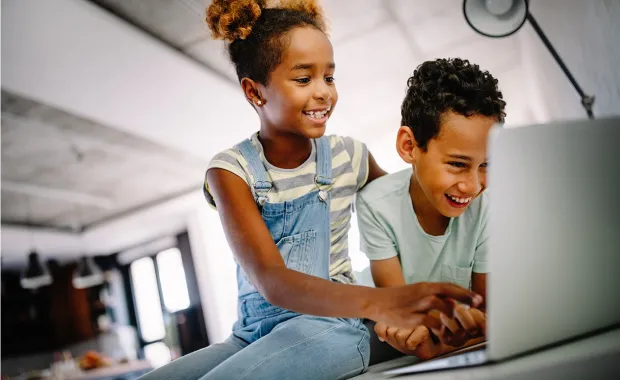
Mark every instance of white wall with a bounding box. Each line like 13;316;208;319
521;0;620;122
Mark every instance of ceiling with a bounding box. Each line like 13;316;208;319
86;0;538;133
1;90;207;231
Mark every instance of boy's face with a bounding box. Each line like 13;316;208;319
402;111;497;218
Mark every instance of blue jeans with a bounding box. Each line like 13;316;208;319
140;316;369;379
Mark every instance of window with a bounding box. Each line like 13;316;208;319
156;248;190;313
143;342;171;368
130;258;165;342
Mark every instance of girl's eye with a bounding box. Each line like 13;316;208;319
325;76;335;83
448;162;467;168
294;78;310;84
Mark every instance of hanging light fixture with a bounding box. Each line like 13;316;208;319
72;256;104;289
20;251;53;289
463;0;595;119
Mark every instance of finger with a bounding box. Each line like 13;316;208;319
455;306;478;335
414;331;440;361
384;327;410;355
423;283;483;307
421;311;443;331
431;324;456;347
374;322;388;342
470;308;487;336
386;327;399;343
406;326;430;350
394;327;415;348
413;295;455;317
440;313;462;335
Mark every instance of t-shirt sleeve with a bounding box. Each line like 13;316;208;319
340;136;369;190
473;192;490;273
355;194;399;261
203;149;250;209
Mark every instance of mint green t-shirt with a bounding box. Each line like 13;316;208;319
355;168;489;289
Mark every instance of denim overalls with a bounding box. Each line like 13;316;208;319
140;136;370;380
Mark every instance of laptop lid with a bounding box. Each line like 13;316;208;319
487;117;620;361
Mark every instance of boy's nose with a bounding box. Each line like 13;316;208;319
458;173;483;195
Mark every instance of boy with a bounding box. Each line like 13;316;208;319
356;58;506;359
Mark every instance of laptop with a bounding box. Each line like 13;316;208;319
385;117;620;376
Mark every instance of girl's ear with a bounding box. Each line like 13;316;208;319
241;77;264;107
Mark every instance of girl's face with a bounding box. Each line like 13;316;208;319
257;26;337;139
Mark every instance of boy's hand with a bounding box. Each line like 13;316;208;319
371;282;483;335
375;306;486;359
430;306;486;347
374;323;446;360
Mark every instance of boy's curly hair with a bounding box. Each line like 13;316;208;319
401;58;506;150
206;0;328;85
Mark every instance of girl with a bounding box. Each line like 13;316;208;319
141;1;481;379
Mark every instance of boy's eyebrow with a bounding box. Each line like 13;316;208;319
291;62;336;70
447;154;472;161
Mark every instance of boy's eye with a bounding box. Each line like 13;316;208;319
294;78;310;84
325;76;335;83
448;162;467;168
480;162;488;168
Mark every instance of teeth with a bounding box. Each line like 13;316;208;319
304;108;330;119
448;195;472;204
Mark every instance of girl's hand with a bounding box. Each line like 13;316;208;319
369;282;483;334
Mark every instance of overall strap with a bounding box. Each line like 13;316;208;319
314;136;333;200
237;139;272;206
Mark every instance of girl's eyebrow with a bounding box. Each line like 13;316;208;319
291;62;335;71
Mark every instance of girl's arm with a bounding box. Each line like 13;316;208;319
366;151;388;184
207;168;482;331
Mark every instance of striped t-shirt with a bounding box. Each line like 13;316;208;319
204;132;369;284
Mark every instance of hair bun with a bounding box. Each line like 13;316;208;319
206;0;265;42
277;0;327;30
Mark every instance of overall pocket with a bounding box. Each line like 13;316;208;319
440;263;473;290
276;230;317;274
241;297;287;325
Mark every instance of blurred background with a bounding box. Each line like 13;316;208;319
1;0;619;378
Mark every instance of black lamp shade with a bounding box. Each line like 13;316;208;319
73;257;104;289
20;252;53;289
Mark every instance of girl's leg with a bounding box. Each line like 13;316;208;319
139;335;247;380
200;316;370;380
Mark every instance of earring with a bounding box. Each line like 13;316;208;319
257;100;262;106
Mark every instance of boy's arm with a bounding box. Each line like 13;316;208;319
472;192;490;311
371;257;407;288
471;273;487;312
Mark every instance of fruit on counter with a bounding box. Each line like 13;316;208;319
78;351;112;370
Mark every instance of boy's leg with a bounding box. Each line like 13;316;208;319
139;335;246;380
200;316;370;380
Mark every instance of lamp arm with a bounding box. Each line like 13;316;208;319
526;13;595;119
